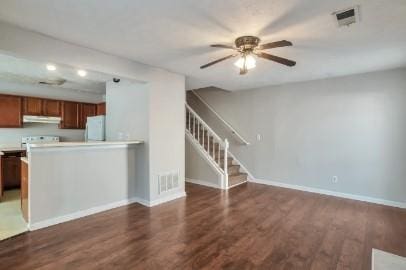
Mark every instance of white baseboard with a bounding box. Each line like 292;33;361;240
147;191;187;207
29;191;187;231
250;178;406;209
29;197;139;231
186;178;221;189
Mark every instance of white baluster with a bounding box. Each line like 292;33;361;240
188;110;191;132
224;139;229;187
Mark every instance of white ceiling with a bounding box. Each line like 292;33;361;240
0;0;405;91
0;53;108;94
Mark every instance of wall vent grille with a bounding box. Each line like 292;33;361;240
158;171;180;194
332;6;360;27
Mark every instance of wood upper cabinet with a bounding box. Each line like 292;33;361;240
80;103;97;128
23;97;43;116
0;94;99;129
0;157;2;200
60;101;80;129
23;97;61;117
42;99;61;117
96;103;106;115
0;94;22;128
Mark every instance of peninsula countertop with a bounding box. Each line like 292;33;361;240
26;140;144;151
0;145;26;156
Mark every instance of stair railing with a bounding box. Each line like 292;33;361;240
186;103;229;187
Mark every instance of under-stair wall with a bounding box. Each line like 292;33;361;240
185;138;223;188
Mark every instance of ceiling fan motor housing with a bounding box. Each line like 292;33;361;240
235;36;261;51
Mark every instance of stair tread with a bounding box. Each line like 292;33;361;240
229;172;248;177
228;173;248;187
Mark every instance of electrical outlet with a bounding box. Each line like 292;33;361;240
332;176;338;183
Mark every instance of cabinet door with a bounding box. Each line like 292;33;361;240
42;99;61;117
60;101;80;129
0;157;3;200
23;97;43;115
2;157;21;189
80;103;97;128
21;161;28;222
0;95;22;128
96;103;106;115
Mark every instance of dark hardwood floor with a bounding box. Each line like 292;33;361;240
0;182;405;270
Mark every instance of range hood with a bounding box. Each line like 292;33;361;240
23;115;61;124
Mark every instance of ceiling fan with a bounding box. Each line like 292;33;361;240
200;36;296;75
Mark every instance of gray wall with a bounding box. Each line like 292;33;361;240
106;79;150;201
29;145;138;226
192;68;406;203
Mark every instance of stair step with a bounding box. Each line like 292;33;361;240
228;173;248;187
228;164;240;174
219;157;233;167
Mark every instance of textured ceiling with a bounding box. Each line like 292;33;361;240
0;0;405;91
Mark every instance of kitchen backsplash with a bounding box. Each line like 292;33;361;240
0;122;85;145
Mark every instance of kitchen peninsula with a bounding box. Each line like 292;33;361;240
25;140;144;230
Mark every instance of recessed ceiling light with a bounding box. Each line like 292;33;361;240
77;69;87;77
46;64;56;71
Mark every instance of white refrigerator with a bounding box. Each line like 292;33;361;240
85;115;105;141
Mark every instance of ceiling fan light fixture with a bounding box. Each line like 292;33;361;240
234;54;256;70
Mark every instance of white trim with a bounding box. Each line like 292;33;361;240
147;191;187;207
28;191;187;231
28;197;139;231
191;90;250;145
186;178;221;189
227;180;248;189
250;178;406;209
227;151;255;181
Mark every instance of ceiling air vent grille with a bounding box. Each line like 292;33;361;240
332;6;360;27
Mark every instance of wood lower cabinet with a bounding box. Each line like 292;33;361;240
0;94;22;128
0;151;25;194
2;157;21;189
21;160;28;222
60;101;80;129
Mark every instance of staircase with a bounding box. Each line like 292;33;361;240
186;104;248;189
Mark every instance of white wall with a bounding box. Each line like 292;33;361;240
0;21;186;206
192;68;406;204
0;123;84;145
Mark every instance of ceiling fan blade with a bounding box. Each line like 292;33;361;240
200;54;238;69
210;44;236;50
255;52;296;67
258;40;292;50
